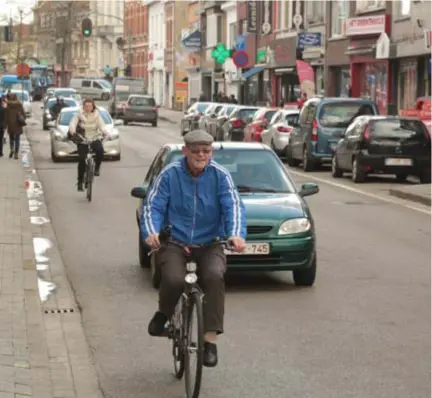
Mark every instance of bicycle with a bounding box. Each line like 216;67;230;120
149;227;233;398
76;134;104;202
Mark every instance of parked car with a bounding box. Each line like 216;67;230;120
199;102;224;132
286;98;379;171
122;95;158;126
261;110;300;155
180;102;211;135
48;106;122;162
210;104;238;141
41;97;79;130
244;107;279;142
109;77;147;117
223;106;260;141
10;90;32;117
43;88;78;103
130;142;319;288
331;116;431;183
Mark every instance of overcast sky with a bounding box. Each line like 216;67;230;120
1;0;36;23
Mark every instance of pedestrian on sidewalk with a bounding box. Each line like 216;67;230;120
4;93;26;160
0;95;6;157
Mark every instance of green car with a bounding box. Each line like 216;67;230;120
130;143;319;288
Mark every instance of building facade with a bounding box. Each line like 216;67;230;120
148;0;165;105
221;1;238;98
390;0;431;110
124;0;149;80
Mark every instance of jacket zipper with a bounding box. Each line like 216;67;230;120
190;178;197;244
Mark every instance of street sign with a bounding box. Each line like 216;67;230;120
211;43;230;64
232;50;248;68
235;35;246;51
16;63;30;78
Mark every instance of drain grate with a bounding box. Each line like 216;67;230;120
44;308;77;314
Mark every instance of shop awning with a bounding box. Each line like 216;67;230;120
241;66;265;79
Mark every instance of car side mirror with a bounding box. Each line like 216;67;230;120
47;121;55;128
130;184;148;199
299;183;319;198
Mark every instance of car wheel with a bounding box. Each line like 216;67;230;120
101;93;109;101
303;147;314;172
293;252;316;287
331;155;343;178
419;171;431;184
150;252;161;289
138;231;150;268
152;120;157;127
286;145;300;167
123;120;129;126
395;173;408;183
352;157;365;183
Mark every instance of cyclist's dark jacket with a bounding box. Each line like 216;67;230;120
141;157;246;245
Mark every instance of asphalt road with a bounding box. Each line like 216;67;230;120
26;102;430;398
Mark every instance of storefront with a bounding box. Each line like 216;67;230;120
266;37;299;106
325;37;351;97
299;32;325;95
346;14;391;114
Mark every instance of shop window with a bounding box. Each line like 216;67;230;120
306;1;324;24
331;0;348;37
396;0;411;18
399;60;417;109
360;63;388;114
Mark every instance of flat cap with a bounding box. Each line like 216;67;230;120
184;129;214;145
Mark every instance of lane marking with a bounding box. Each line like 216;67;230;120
288;169;431;215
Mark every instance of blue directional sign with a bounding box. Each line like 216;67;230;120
235;35;246;51
297;33;322;49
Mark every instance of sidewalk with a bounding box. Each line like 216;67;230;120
389;184;431;206
158;107;183;124
0;136;102;397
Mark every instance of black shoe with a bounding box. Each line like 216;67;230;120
148;311;168;336
94;169;100;176
77;181;84;192
203;342;218;367
9;152;13;158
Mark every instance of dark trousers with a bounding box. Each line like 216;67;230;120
77;140;104;182
158;243;227;334
0;127;4;155
9;133;20;154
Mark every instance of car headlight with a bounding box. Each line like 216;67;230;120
45;112;52;119
53;131;65;141
108;130;119;140
278;218;311;235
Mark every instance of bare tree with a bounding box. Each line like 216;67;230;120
55;1;74;86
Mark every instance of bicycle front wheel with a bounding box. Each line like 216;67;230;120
86;160;94;202
172;296;185;379
184;291;204;398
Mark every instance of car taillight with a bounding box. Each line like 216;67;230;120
232;119;243;128
277;126;292;133
363;123;371;140
153;106;158;112
256;125;264;133
311;119;318;141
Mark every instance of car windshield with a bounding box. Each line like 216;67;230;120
129;96;155;106
371;119;428;139
264;110;278;122
46;99;77;109
238;108;259;119
58;109;111;126
54;89;76;98
169;149;294;193
14;92;29;102
196;103;210;113
319;102;376;128
285;113;299;125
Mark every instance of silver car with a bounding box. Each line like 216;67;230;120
261;110;299;155
199;103;224;132
11;90;32;117
49;106;122;162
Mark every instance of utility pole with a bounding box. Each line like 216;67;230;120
60;1;73;87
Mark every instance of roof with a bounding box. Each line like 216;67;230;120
311;97;377;104
164;142;270;152
60;105;107;113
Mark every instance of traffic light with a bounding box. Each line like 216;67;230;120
81;18;92;37
4;24;13;42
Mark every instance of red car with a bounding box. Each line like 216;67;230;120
244;107;279;142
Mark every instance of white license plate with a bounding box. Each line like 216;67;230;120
224;243;270;256
385;158;413;166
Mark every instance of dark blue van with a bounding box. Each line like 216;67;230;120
286;98;379;171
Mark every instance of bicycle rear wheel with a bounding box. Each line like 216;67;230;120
184;291;204;398
86;160;94;202
172;297;185;379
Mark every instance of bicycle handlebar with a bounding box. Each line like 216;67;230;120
75;133;105;144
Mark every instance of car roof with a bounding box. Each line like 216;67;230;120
60;105;107;113
314;97;376;104
366;115;424;121
163;142;270;152
128;94;154;98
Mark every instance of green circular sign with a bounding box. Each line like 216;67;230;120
211;43;230;64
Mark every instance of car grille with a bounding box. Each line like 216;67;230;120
247;226;273;234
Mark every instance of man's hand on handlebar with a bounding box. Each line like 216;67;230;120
227;236;246;253
145;233;161;249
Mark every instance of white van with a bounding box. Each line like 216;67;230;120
69;78;111;100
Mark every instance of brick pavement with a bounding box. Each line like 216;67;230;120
0;135;102;398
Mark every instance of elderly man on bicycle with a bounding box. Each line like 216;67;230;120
142;129;246;368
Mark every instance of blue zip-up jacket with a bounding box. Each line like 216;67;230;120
140;157;246;245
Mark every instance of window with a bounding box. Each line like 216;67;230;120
356;0;386;12
93;82;102;89
318;102;376;128
285;113;299;126
82;80;91;87
371;119;428;140
396;0;411;17
229;22;236;48
307;1;324;24
331;0;348;37
217;15;222;43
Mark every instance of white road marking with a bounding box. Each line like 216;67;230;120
288;169;431;215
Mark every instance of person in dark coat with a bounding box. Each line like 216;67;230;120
5;93;26;159
0;95;6;157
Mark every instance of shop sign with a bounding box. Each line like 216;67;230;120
270;38;296;67
346;15;386;37
247;2;258;33
375;32;390;59
298;33;322;49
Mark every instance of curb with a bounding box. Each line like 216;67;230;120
158;114;179;124
388;188;431;207
21;134;103;397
